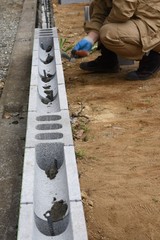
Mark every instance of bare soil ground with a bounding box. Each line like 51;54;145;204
53;2;160;239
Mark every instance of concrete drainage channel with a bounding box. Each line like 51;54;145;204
17;1;88;239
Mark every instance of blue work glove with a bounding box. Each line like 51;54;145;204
71;36;94;57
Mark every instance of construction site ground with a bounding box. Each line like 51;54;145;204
53;1;160;240
1;1;160;240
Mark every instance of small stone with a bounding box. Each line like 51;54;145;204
88;200;94;207
81;191;88;200
0;81;5;89
3;112;11;119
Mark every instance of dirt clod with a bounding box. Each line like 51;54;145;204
50;200;68;221
45;162;58;180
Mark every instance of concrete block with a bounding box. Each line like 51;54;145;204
34;28;40;39
61;110;73;146
33;37;39;51
52;27;59;38
53;37;60;50
25;123;63;149
18;27;88;240
38;59;56;79
20;148;35;203
30;65;39;86
39;36;54;53
64;146;81;201
28;85;37;112
32;50;38;66
39;46;54;63
33;217;71;239
70;201;88;240
37;74;58;105
28;84;61;113
17;204;33;240
58;84;69;110
56;64;65;85
32;201;88;239
34;144;69;218
38;93;60;113
54;49;62;65
25;111;73;148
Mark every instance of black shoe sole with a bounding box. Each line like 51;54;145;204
126;66;160;81
80;62;120;73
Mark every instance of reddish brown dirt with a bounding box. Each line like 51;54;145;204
53;2;160;240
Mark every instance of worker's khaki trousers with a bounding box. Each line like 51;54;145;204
99;21;160;60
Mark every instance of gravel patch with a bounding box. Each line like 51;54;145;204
0;0;23;97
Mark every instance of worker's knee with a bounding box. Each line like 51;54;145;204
100;24;126;50
99;22;143;59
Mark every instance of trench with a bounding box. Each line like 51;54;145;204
17;1;88;239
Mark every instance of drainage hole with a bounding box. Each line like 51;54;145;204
36;115;61;121
35;133;63;140
36;123;62;130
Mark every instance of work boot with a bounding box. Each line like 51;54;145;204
80;46;119;73
126;51;160;80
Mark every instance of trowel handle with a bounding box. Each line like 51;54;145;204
71;50;89;58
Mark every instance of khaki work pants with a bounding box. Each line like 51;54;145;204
99;21;160;60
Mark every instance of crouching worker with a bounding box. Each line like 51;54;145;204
71;0;160;80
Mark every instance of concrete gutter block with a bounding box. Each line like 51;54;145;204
25;112;36;147
37;75;58;103
58;84;69;110
61;110;73;146
34;160;69;218
53;37;60;50
52;27;58;38
54;49;62;65
25;112;67;148
32;50;38;66
28;86;37;112
38;97;61;113
33;94;60;115
56;64;65;85
18;27;88;240
17;204;33;240
70;201;88;240
33;37;39;51
25;111;73;148
34;28;40;39
33;220;72;240
64;146;81;201
38;59;56;78
39;46;54;62
20;147;35;203
30;65;39;86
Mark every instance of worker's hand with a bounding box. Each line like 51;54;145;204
71;36;94;58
